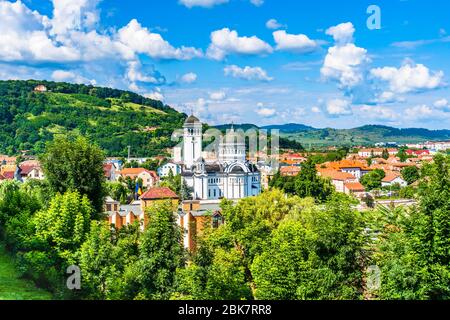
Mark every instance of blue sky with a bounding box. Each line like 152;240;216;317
1;0;450;129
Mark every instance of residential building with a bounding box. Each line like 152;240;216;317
406;149;430;156
103;163;117;181
280;166;301;177
344;182;366;196
322;159;372;180
118;168;159;188
104;197;143;230
157;162;181;178
358;148;397;158
178;200;224;252
318;169;358;193
140;187;180;230
34;84;47;92
382;172;408;187
19;161;44;181
0;155;16;165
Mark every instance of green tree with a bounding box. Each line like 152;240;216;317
360;169;385;190
34;190;92;264
127;201;184;299
382;149;390;160
174;190;316;300
40;134;106;214
78;221;115;299
375;155;450;299
294;160;334;202
401;166;420;185
106;181;129;204
251;195;364;300
397;148;408;163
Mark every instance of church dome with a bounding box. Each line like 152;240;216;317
231;165;245;173
185;115;200;124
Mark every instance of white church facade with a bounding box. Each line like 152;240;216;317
181;115;261;201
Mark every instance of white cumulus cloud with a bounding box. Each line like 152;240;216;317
405;105;435;120
321;43;369;89
180;72;198;83
51;70;96;85
325;22;355;45
370;62;444;94
207;28;272;60
434;98;450;112
273;30;318;53
178;0;228;8
118;19;202;60
224;65;274;81
325;98;353;116
266;19;285;30
209;91;227;101
321;22;370;90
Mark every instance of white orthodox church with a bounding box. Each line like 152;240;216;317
181;115;261;201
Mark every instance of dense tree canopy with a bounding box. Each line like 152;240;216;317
361;169;386;190
40;134;106;213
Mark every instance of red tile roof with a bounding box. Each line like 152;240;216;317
344;182;365;192
280;166;301;176
1;171;14;180
119;168;159;179
140;187;179;200
19;164;40;175
103;163;113;178
382;172;401;182
319;169;356;181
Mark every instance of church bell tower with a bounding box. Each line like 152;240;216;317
183;115;202;169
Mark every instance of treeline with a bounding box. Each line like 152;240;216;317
0;80;186;157
0;134;449;300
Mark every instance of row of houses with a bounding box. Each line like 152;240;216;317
406;141;450;152
104;186;223;252
315;154;433;196
0;158;45;183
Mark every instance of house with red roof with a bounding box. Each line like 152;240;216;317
382;172;407;187
318;169;358;193
1;171;14;180
344;182;366;196
406;149;430;156
118;168;159;188
139;187;180;229
19;163;44;181
103;163;117;181
280;166;301;177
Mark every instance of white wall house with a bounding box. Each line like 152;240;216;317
158;162;181;178
382;174;408;187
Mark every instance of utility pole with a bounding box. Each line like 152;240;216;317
127;146;131;163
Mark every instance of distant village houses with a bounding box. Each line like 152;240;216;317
117;168;159;189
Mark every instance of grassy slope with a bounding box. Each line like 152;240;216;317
0;243;52;300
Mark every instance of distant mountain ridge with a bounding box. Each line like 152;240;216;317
214;123;450;147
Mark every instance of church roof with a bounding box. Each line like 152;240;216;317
184;115;200;124
205;163;224;173
140;187;179;200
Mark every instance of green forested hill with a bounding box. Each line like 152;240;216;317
0;80;186;157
